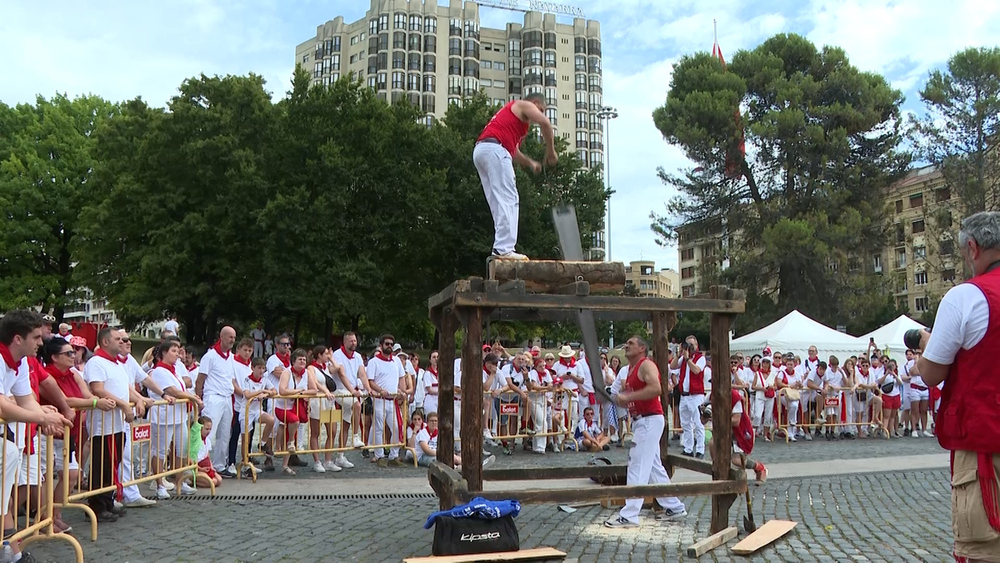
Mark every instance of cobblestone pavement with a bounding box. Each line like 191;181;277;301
237;430;945;481
27;468;952;562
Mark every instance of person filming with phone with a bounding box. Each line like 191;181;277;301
912;211;1000;563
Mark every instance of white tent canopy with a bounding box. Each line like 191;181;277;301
730;310;866;362
859;315;927;360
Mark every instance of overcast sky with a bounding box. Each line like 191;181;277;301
2;0;998;271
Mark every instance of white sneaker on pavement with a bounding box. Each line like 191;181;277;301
156;487;170;500
180;483;197;496
323;461;342;472
353;434;365;448
313;462;327;473
335;454;354;469
124;496;156;508
923;430;934;437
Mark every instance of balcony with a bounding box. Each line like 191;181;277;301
589;85;602;93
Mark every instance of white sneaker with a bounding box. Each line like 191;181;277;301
313;462;327;473
492;250;529;260
912;431;920;439
323;461;342;472
180;483;197;496
156;487;169;500
124;496;156;508
226;463;237;474
923;430;934;437
162;481;175;491
335;454;354;469
353;434;365;448
483;429;493;440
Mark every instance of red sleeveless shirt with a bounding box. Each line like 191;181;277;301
626;357;663;417
478;101;529;157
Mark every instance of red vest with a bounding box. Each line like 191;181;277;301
733;389;755;455
937;268;1000;454
478;102;529;157
625;357;663;417
678;352;705;395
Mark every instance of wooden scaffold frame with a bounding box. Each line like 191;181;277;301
426;264;747;534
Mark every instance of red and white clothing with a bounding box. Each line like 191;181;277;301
235;372;268;432
752;368;776;430
332;346;364;418
678;353;707;456
200;344;236;472
415;426;437;466
149;362;190;460
779;367;803;432
904;358;929;401
527;368;552;453
367;353;405;460
474;101;530;255
422;368;440;417
0;347;31;516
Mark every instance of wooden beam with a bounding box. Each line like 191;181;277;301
488;259;626;293
552;280;590;296
730;520;797;555
435;313;459;490
484;465;626;481
652;311;672;462
709;285;736;534
428;280;470;312
457;479;746;504
489;309;651;323
402;547;567;563
458;307;485;493
686;526;738;558
453;292;746;314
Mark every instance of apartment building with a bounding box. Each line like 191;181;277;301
624;260;680;298
295;0;606;259
676;217;725;297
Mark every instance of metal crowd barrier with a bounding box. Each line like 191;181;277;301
57;399;215;542
774;387;890;442
1;424;85;562
238;392;416;482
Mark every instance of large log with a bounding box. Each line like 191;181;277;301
488;259;626;293
457;479;747;504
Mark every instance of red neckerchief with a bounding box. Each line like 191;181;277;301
249;373;263;383
212;341;231;360
374;352;393;362
782;367;795;384
340;346;355;360
311;361;326;371
291;365;305;377
0;343;19;370
275;352;290;368
94;348;118;363
155;361;176;375
428;428;438;438
559;356;576;368
234;355;251;367
859;367;869;379
428;366;438;376
483;368;491;379
117;354;129;364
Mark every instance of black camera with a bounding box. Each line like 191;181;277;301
681;341;693;351
903;328;926;351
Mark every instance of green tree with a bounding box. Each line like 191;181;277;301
652;33;910;332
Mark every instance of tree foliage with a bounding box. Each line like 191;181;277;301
652;34;910;334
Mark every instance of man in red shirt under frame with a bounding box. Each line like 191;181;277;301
473;93;558;261
913;211;1000;563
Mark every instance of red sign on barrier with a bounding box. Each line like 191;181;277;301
132;423;151;442
499;403;519;415
824;396;840;408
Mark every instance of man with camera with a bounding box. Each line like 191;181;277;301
913;211;1000;562
671;335;707;458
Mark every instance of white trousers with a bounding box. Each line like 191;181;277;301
530;397;548;453
679;395;705;455
752;395;775;429
620;415;685;523
118;428;143;502
370;398;400;460
253;341;263;358
0;440;21;516
203;393;233;471
782;397;800;432
473;141;518;255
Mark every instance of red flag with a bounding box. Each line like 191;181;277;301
712;38;745;180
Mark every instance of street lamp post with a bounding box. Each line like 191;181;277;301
597;106;618;262
597;106;618;347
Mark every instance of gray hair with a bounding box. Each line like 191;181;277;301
959;211;1000;250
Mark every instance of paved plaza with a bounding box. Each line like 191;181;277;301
26;436;953;562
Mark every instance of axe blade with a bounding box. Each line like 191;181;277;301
551;205;611;403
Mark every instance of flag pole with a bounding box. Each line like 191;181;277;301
713;18;717;45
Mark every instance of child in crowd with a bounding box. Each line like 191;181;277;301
575;407;610;452
405;411;426;463
192;416;223;489
234;357;277;472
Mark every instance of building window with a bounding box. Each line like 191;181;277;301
915;271;928;285
464;39;479;59
449;57;461;76
589;132;602;150
545;107;557;125
576;73;586;91
895;223;905;243
464;20;479;39
392;72;404;89
915;297;929;313
394;12;406;29
681;248;695;261
682;285;695;297
544;51;557;67
544;69;557;87
448;75;461;95
314;61;323;76
509;58;521;76
912;219;925;234
423;75;435;92
394;31;406;49
914;245;926;260
494;79;505;90
481;79;492;88
509;39;521;57
895;199;903;213
681;267;695;279
873;254;882;272
333;37;341;51
376;72;387;90
577;149;588;167
408;73;420;91
409;15;422;31
408;52;420;71
409;33;421;51
367;76;376;89
449;38;461;56
423;54;436;72
495;61;505;71
464;60;480;79
576;131;587;149
302;53;310;64
942;268;956;282
940;239;954;255
424;35;437;53
544;86;557;106
424;16;437;34
935;187;951;202
910;193;923;208
495;98;505;106
896;248;906;269
378;14;388;32
482;60;492;69
576;111;587;128
369;20;378;36
450;18;461;36
525;49;542;66
332;54;340;70
393;51;405;69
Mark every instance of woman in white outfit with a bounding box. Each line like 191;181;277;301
307;345;342;473
775;354;804;441
751;357;776;441
526;358;552;454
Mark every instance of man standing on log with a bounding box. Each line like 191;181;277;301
605;336;687;528
473;93;557;261
914;211;1000;562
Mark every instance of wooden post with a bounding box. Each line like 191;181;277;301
434;310;458;479
652;311;672;463
708;286;736;533
458;307;485;493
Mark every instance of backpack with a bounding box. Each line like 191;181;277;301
732;390;755;455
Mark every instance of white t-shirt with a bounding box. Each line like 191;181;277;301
823;367;845;391
553;360;579;391
250;328;265;343
2;357;33;448
422;370;439;415
611;365;629;395
199;348;235;397
276;370;309;410
880;370;902;397
149;366;189;426
416;427;436;464
84;355;130;436
235;373;269;420
163;320;179;335
753;369;777;401
197;435;211;462
413;367;425;406
368;354;404;395
121;354;147;387
575;418;601;440
923;283;990;365
332;347;364;390
903;358;924;388
578;355;595;394
681;356;708;393
265;354;288;393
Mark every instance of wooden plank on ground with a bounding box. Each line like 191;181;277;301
686;526;738;558
402;547;567;563
730;520;797;555
484;465;625;481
